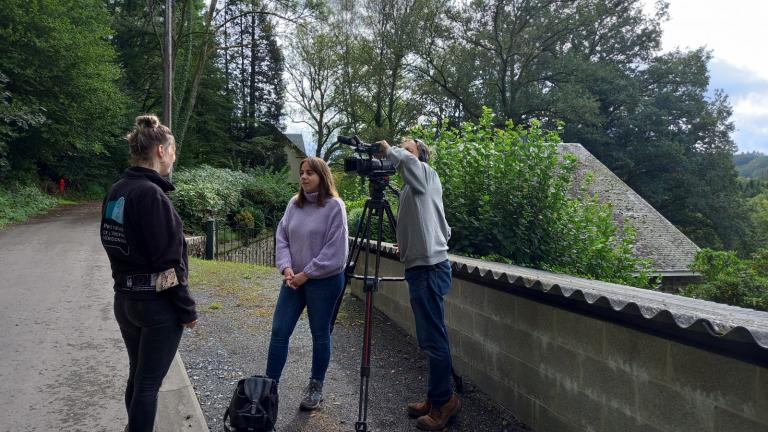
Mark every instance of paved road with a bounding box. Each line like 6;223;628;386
0;203;128;432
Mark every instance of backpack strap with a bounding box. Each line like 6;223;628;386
222;406;233;432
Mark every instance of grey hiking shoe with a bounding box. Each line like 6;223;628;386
299;378;324;410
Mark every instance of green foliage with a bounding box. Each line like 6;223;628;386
564;48;752;254
234;208;256;229
0;183;57;228
250;208;266;234
172;166;254;232
747;191;768;248
345;204;397;243
240;169;295;228
334;169;368;206
0;0;129;184
171;165;293;233
739;177;768;199
681;249;768;311
346;207;364;235
0;72;45;182
411;108;650;286
335;168;399;242
734;151;768;179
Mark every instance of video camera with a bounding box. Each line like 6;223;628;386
338;135;395;178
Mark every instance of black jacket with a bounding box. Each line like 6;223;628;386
101;166;197;324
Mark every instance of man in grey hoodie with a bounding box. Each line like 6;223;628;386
377;138;460;431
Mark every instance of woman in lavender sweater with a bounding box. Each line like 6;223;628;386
266;156;348;410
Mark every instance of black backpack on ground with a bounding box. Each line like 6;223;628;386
223;375;278;432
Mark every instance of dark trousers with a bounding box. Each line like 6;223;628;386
405;259;454;406
114;293;183;432
265;272;345;383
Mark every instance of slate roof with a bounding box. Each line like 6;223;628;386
285;133;307;157
559;143;699;273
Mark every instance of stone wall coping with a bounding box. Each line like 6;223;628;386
356;240;768;353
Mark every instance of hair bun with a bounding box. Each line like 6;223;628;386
135;114;159;129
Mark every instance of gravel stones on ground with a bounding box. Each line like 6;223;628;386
179;269;530;432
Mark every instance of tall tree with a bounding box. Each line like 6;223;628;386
402;0;752;252
286;25;344;160
0;0;128;185
219;0;287;168
412;0;665;125
176;0;316;147
321;0;435;143
565;49;752;251
0;72;45;182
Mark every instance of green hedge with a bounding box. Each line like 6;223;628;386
0;183;57;228
681;248;768;311
171;165;294;234
410;107;650;286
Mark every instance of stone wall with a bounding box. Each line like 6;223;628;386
185;236;205;259
349;251;768;432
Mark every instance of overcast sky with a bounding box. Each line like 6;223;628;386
641;0;768;153
288;1;768;154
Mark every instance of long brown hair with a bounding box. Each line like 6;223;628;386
295;157;339;208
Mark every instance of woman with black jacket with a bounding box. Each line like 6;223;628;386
101;114;197;432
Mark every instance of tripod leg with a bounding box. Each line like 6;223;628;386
331;201;373;334
384;201;397;231
355;206;386;432
347;202;371;274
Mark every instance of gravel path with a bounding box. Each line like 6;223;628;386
179;263;530;432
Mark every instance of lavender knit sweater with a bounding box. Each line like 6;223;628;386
275;191;349;279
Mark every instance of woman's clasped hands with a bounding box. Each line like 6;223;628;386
282;267;308;289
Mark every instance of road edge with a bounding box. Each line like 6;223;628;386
156;352;210;432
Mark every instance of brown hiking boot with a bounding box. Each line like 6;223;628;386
407;400;432;418
415;393;460;430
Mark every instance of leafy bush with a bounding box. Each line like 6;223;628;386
249;207;266;233
172;166;252;232
234;207;266;233
241;169;295;229
335;170;369;206
748;191;768;247
681;248;768;311
347;207;364;234
234;208;256;229
0;183;57;227
171;165;293;234
336;169;399;242
410;107;650;286
346;205;396;243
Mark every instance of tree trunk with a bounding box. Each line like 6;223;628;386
176;0;218;147
247;4;257;139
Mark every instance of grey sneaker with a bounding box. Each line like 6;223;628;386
299;378;324;410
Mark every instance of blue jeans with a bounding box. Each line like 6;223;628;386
266;272;345;383
405;259;453;406
114;294;183;432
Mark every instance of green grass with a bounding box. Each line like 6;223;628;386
57;198;79;205
188;258;279;316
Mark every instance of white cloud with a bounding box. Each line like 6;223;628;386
643;0;768;81
729;92;768;152
732;92;768;120
641;0;768;152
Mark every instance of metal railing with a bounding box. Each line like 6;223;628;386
204;220;275;267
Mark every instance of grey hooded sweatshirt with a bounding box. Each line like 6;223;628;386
386;146;451;269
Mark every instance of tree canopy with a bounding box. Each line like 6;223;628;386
0;0;759;260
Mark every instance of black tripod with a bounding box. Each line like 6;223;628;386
332;175;403;432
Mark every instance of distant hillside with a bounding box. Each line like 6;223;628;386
734;152;768;179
